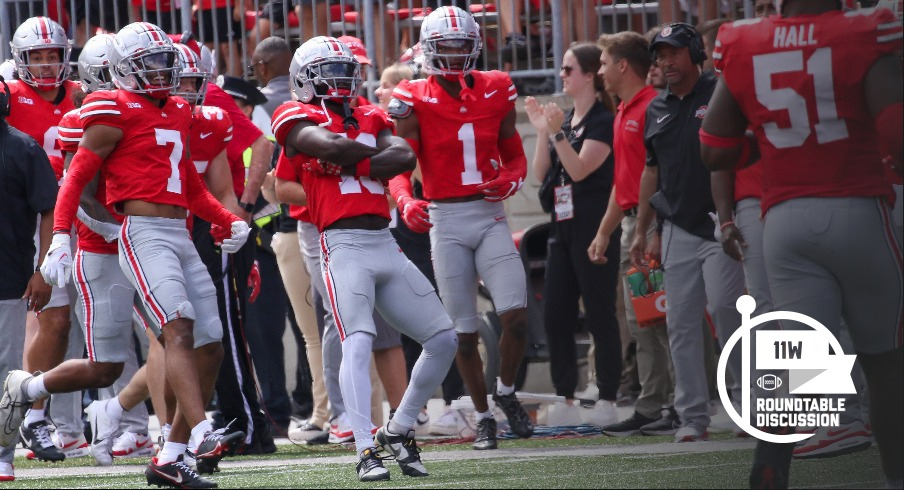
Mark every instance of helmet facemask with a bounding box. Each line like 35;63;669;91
423;38;480;76
17;48;69;90
117;50;180;99
174;72;210;107
305;60;361;100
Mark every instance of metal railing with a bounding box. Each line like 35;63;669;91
2;0;763;96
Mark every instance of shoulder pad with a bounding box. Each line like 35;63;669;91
387;97;413;119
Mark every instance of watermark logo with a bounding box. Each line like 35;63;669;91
717;295;857;444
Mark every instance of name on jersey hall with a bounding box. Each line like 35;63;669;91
774;24;817;48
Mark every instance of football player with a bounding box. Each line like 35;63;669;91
387;6;533;450
701;0;903;487
5;17;80;463
2;22;247;488
271;36;457;482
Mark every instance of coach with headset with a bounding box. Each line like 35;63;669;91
628;24;747;442
0;74;58;481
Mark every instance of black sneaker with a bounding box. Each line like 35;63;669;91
492;392;533;439
356;447;390;482
473;417;498;451
145;455;217;489
639;407;680;436
602;412;659;437
195;428;244;475
20;420;65;462
374;426;427;477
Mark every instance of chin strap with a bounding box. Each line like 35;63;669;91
341;98;359;130
458;74;476;102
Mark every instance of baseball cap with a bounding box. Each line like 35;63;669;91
337;35;372;65
649;23;699;53
217;75;268;106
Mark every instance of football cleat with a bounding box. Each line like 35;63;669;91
0;370;34;447
84;399;121;466
145;456;217;489
472;417;498;451
195;428;244;475
20;420;65;462
356;447;390;482
27;431;89;460
112;431;155;458
492;392;533;439
374;426;428;477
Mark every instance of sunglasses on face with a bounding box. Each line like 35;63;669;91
560;65;574;75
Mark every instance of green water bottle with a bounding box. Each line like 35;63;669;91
626;267;647;297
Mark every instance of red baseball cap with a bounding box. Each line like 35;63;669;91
337;35;372;65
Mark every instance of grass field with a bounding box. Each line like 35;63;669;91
5;431;885;488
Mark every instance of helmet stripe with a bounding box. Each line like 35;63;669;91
446;7;459;30
39;17;51;41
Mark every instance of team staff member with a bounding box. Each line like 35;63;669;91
0;74;58;482
589;31;674;437
630;23;745;443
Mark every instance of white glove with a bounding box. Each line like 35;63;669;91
40;233;73;288
220;220;250;254
76;207;121;242
708;212;722;242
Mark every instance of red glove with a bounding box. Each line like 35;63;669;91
210;223;231;245
248;260;261;304
398;196;432;233
477;163;524;202
302;158;343;176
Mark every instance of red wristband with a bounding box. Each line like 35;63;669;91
355;157;371;177
719;220;735;231
699;128;746;148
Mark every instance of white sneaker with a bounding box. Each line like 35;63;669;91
112;432;155;458
675;425;709;442
289;419;329;443
580;400;618;428
84;399;120;466
793;421;872;459
413;410;431;437
430;408;463;436
0;462;13;482
53;432;90;459
0;370;34;447
546;402;582;427
577;384;600;402
328;413;354;444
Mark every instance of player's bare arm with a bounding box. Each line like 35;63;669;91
274;177;307;206
204;149;242;216
25;208;55;311
630;165;658;269
285;119;379;165
367;129;416;179
391;108;421;149
700;79;753;172
710;170;745;261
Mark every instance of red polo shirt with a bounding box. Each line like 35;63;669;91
613;84;657;211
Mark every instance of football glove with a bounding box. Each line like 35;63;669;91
398;196;432;233
477;164;524;202
220;221;250;254
40;233;72;288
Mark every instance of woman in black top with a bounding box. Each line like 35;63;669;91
525;43;622;422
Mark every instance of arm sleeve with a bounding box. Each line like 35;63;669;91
53;146;104;233
498;131;527;179
184;158;239;228
388;171;415;204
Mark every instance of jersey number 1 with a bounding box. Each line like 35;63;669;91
458;123;483;185
753;47;849;149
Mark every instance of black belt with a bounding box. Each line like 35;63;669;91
624;207;638;217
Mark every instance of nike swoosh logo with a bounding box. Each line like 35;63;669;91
484;90;498;98
176;103;185;108
495;216;505;221
364;108;376;116
656;114;670;123
153;468;183;484
200;132;213;139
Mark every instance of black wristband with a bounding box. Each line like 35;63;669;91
553;131;567;143
239;201;254;213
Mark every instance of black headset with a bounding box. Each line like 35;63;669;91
656;23;708;66
0;75;10;118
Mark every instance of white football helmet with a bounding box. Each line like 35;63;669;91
109;22;180;99
419;6;482;76
78;33;116;92
289;36;361;104
173;43;210;107
10;16;72;90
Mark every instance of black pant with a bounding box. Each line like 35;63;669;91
245;248;292;433
392;220;465;404
543;207;622;401
192;218;269;445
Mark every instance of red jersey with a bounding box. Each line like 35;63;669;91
57;108;120;255
391;71;517;200
273;153;312;223
6;79;79;181
713;9;902;213
613;85;657;211
190;105;233;176
204;83;264;197
734;162;764;202
272;101;394;231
